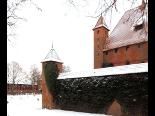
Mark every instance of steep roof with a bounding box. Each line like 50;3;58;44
93;15;110;30
41;48;63;63
103;5;148;51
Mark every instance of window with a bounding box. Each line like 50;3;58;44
106;51;108;55
97;30;99;34
138;44;141;48
126;46;129;51
134;22;144;31
115;49;118;53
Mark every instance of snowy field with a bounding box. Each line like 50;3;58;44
7;94;110;116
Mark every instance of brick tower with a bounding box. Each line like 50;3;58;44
41;45;63;109
93;15;109;69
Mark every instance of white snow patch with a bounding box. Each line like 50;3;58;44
7;94;110;116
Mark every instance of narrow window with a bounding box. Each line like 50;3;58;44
138;44;141;48
126;46;129;51
106;51;108;55
115;48;118;53
97;30;99;34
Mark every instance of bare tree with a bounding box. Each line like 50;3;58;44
7;61;23;84
7;0;42;42
67;0;147;18
7;61;29;84
29;64;41;94
62;65;71;73
67;0;147;36
7;61;26;94
29;64;40;85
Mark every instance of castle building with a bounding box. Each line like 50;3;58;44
93;4;148;69
41;2;148;113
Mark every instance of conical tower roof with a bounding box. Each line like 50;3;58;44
41;47;63;63
93;15;109;30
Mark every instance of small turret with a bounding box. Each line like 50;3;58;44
41;44;63;109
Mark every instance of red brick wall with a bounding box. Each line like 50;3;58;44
101;42;148;68
41;61;63;109
41;69;54;109
93;27;109;69
57;63;63;73
7;84;39;94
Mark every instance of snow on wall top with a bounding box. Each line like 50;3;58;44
41;48;63;63
58;63;148;79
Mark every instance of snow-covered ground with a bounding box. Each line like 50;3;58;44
7;94;110;116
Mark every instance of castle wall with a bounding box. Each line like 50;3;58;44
7;84;40;95
102;42;148;67
53;72;148;116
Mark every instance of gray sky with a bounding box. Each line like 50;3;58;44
7;0;142;72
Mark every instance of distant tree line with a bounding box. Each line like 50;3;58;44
7;61;71;92
7;61;40;84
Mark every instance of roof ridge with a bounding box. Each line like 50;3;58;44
93;15;109;30
42;47;63;63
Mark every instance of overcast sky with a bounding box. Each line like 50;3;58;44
7;0;142;72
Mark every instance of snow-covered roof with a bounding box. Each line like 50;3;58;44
58;63;148;79
93;15;109;30
103;5;148;51
41;48;63;63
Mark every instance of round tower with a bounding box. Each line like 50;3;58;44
41;45;63;109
